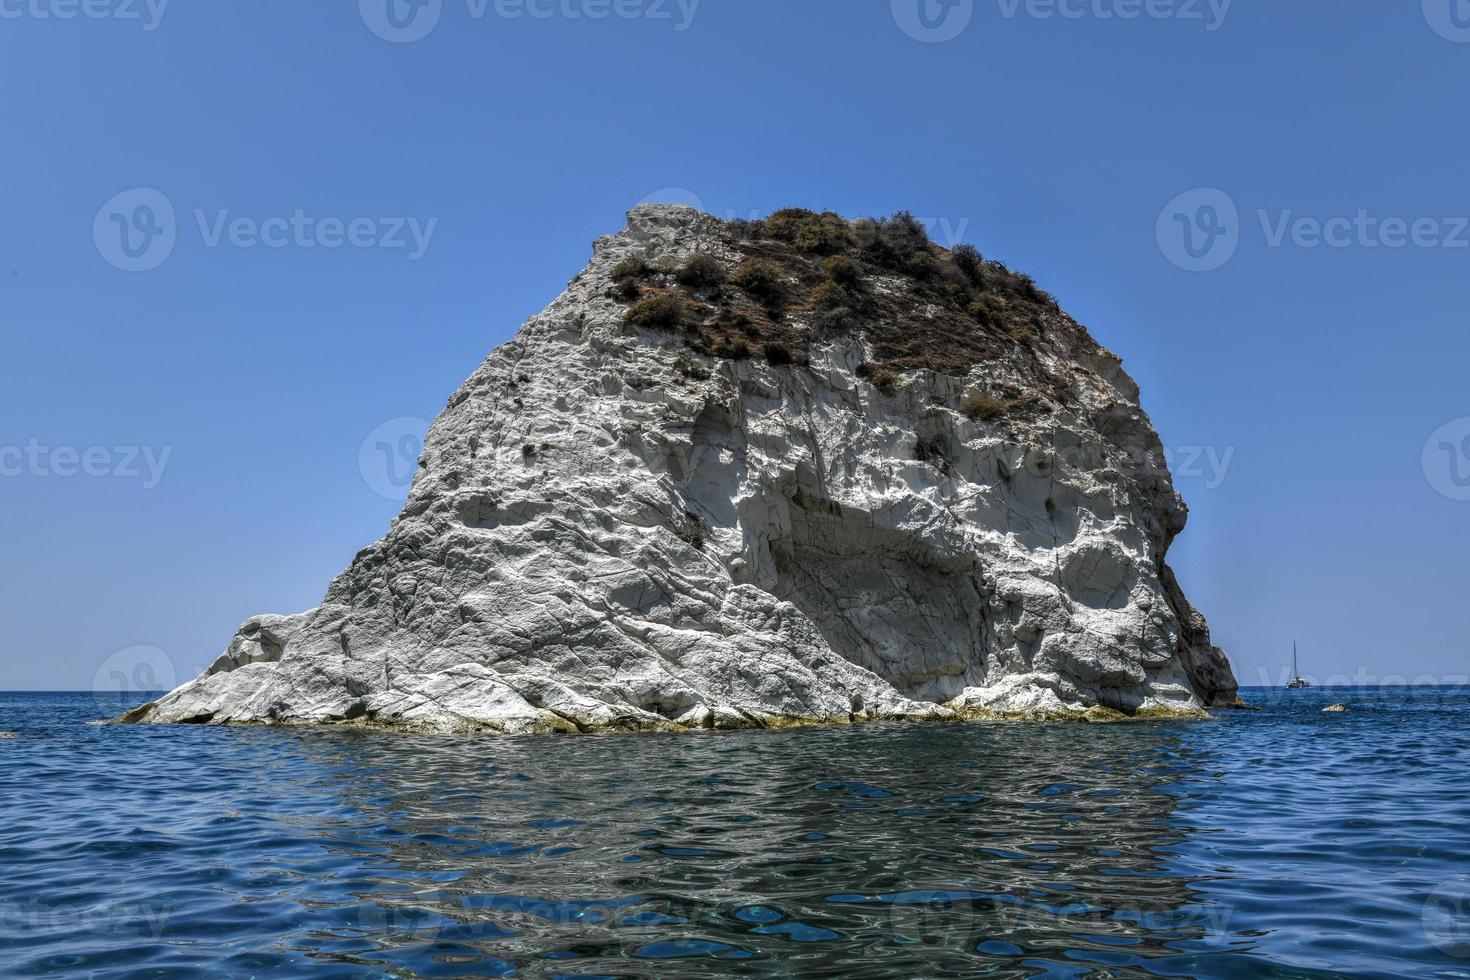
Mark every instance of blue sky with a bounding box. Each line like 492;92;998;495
2;1;1467;693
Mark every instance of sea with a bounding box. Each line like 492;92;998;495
2;687;1468;978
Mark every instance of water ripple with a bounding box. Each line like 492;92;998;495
1;688;1468;976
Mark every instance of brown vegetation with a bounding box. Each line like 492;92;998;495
611;208;1095;420
624;292;683;329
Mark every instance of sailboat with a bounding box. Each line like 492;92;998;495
1287;641;1311;689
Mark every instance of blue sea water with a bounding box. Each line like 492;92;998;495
2;688;1468;978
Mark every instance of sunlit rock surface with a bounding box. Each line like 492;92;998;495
124;205;1236;733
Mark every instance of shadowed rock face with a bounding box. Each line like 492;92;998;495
122;205;1237;734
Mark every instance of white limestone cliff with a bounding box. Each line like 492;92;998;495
123;205;1237;733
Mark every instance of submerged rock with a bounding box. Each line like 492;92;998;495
123;205;1237;734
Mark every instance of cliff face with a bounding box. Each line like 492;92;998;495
124;205;1237;733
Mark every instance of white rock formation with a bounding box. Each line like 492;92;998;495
123;205;1237;733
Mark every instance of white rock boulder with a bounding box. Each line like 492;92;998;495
123;205;1237;733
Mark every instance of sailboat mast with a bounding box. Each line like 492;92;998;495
1293;641;1298;678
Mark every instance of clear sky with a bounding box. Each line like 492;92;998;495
2;1;1467;693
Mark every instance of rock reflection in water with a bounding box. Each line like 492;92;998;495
278;721;1231;976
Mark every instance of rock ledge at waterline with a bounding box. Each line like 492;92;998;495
122;205;1239;734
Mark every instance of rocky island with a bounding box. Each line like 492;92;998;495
122;204;1238;734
